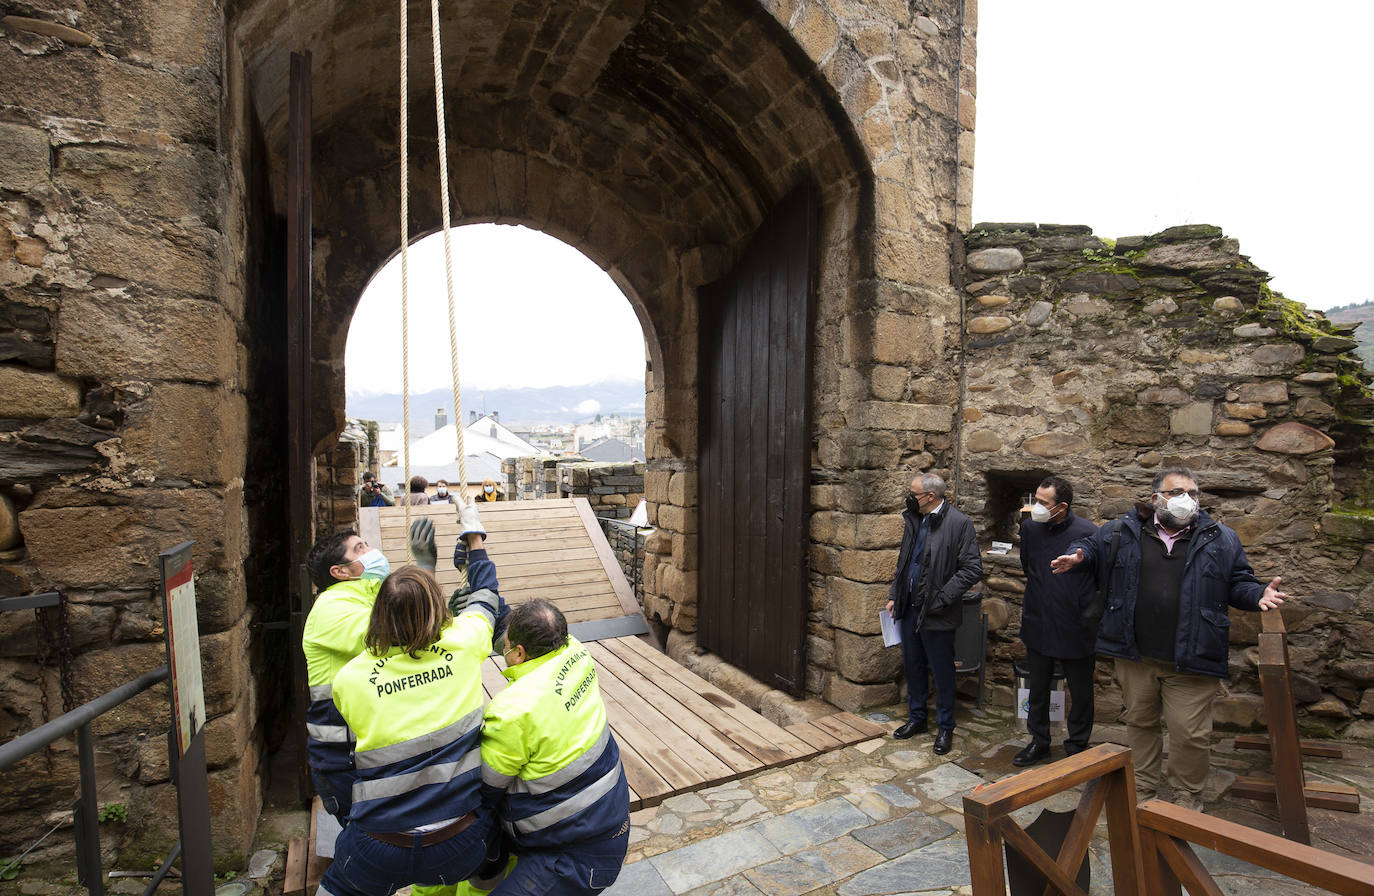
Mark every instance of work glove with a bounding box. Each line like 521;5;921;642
449;584;473;616
408;518;438;571
457;500;486;541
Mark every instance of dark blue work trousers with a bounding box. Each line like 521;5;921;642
316;810;498;896
491;827;629;896
901;622;957;732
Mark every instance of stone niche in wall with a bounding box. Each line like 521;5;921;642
956;222;1374;738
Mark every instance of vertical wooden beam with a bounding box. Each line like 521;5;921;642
1257;630;1310;843
1102;765;1145;895
964;815;1007;896
286;49;314;804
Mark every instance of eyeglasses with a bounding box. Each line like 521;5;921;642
1159;487;1199;499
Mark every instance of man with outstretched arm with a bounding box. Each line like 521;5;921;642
1051;466;1285;811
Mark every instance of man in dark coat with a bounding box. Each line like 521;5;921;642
1052;467;1285;809
886;473;982;754
1012;475;1100;767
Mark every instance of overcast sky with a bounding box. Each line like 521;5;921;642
345;225;646;396
972;0;1373;312
348;2;1372;394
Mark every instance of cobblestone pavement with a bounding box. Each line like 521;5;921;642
602;703;1374;896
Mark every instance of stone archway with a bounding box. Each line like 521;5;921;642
226;0;975;735
0;0;973;862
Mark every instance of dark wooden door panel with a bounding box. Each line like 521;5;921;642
698;183;816;696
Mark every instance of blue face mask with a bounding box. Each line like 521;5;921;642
356;548;390;580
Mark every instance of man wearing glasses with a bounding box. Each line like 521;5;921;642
887;473;983;755
1051;467;1286;811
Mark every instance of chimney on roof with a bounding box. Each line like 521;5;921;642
492;411;499;422
435;407;447;430
470;411;477;424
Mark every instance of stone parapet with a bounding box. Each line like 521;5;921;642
955;222;1374;735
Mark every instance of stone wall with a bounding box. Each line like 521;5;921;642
556;461;645;520
0;4;271;868
502;456;560;501
951;223;1374;735
601;517;648;611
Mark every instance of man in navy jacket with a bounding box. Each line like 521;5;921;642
886;473;982;755
1013;476;1100;767
1052;467;1285;809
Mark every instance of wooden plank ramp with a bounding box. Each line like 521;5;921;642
364;499;641;626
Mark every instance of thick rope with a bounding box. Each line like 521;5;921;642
399;0;413;556
429;0;469;503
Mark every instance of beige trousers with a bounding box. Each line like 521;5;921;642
1114;656;1220;796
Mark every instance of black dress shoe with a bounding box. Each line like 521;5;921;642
933;728;954;755
893;720;928;739
1012;741;1052;767
1063;743;1087;757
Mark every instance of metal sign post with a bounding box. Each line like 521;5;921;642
159;541;214;894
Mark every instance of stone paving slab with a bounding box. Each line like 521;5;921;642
646;827;781;893
903;761;987;805
836;837;970;895
741;837;886;896
851;811;957;859
751;797;874;854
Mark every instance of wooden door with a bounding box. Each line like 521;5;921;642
697;183;816;696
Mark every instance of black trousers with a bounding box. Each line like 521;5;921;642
1025;647;1095;749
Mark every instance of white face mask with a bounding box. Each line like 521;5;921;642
356;548;391;580
484;486;494;495
437;488;448;496
1029;503;1053;524
1160;493;1199;526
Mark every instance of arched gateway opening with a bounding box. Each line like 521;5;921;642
232;0;890;696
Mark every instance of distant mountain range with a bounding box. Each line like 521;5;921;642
1326;300;1374;369
346;380;647;428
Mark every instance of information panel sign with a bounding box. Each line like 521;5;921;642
160;541;205;759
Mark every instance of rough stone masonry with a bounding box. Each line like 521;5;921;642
2;0;1371;876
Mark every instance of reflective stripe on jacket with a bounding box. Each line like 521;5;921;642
303;577;382;772
481;636;630;848
332;573;504;832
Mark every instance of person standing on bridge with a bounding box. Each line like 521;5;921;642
318;504;507;896
479;599;631;895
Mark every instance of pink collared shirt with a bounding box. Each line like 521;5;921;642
1153;515;1191;554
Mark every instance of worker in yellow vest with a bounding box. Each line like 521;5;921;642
480;599;631;895
318;505;507;896
302;529;391;822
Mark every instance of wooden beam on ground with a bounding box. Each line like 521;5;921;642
1232;734;1344;759
1232;777;1361;813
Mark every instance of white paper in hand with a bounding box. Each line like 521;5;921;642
879;608;901;647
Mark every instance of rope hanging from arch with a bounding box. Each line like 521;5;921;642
398;0;469;558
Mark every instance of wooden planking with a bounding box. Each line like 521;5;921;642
784;719;845;752
589;642;760;775
605;636;814;764
372;499;629;627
